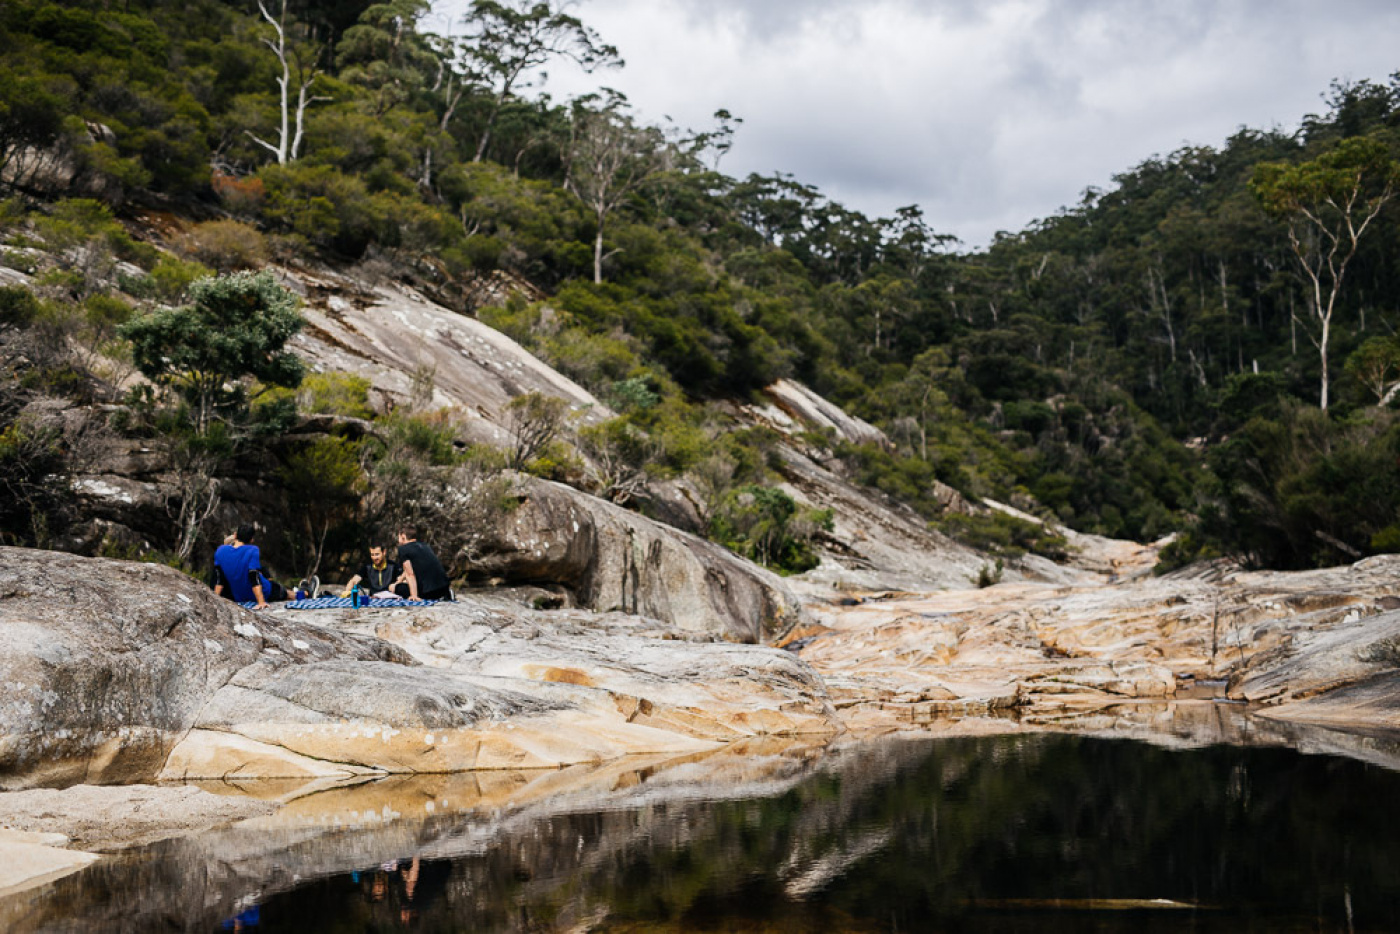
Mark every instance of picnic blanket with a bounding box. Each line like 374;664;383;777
239;596;438;610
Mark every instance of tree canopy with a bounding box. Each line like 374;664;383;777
6;1;1400;571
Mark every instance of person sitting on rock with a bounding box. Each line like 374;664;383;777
212;524;289;610
342;543;400;598
392;526;452;601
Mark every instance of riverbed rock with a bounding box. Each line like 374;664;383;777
799;554;1400;731
163;597;841;777
346;600;841;740
0;547;840;787
0;547;399;789
1223;595;1400;728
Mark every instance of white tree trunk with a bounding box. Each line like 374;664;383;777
246;0;325;164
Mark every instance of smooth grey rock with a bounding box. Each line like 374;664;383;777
0;547;839;786
0;547;400;789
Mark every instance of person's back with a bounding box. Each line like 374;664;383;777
395;528;451;600
213;524;285;608
214;541;267;603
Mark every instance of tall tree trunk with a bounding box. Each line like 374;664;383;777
1319;315;1331;411
473;89;510;162
593;225;604;284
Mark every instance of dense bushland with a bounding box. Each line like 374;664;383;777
4;0;1400;574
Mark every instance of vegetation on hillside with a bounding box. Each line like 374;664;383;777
3;0;1400;575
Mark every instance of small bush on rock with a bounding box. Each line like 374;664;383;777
178;220;267;271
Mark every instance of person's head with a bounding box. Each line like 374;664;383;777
397;525;418;544
235;523;256;544
368;544;386;565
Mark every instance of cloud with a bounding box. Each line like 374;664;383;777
435;0;1400;247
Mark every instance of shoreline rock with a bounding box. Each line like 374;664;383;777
0;547;839;789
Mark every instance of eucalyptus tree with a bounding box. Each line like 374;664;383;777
247;0;331;164
1251;136;1400;409
564;91;670;283
335;0;438;115
458;0;620;163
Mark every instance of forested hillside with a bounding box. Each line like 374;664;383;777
3;0;1399;574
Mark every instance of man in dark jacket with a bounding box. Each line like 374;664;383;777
342;543;400;597
393;527;452;601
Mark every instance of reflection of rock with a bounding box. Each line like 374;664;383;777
0;784;277;851
1;738;834;932
9;711;1400;931
471;476;808;642
0;547;838;788
0;831;99;901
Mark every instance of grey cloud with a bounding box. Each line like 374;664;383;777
439;0;1400;246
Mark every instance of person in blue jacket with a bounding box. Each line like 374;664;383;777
212;524;288;609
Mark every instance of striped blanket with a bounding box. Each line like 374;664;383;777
239;596;438;610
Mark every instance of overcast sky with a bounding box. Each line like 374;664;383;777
434;0;1400;249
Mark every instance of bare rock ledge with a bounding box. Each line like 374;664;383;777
0;547;839;788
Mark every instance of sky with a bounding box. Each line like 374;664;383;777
433;0;1400;249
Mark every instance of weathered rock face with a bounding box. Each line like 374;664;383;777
345;600;840;741
0;547;402;788
754;379;889;449
158;595;842;779
1217;564;1400;728
800;554;1400;731
287;271;610;447
729;392;1143;593
470;476;809;642
0;547;838;787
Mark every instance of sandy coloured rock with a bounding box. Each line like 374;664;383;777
0;547;839;787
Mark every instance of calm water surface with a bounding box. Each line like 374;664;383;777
7;715;1400;932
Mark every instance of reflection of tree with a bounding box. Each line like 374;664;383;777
23;734;1400;931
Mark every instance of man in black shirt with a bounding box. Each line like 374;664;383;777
342;543;400;597
394;527;452;601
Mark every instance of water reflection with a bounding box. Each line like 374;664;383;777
8;707;1400;932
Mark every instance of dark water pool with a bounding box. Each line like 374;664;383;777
8;718;1400;932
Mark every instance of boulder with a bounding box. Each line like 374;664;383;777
755;379;889;449
1225;603;1400;728
0;547;404;788
471;476;809;642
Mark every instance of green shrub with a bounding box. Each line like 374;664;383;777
178;220;267;271
298;372;375;419
709;484;831;574
150;254;213;303
975;559;1005;588
0;284;40;332
937;511;1069;561
380;411;461;466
